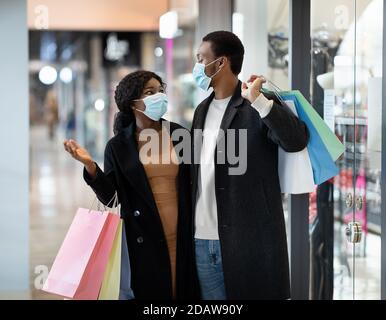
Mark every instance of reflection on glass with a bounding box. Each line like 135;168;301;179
311;0;382;300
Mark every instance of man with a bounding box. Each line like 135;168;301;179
191;31;309;300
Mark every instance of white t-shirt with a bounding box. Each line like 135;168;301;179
194;93;273;240
194;96;232;240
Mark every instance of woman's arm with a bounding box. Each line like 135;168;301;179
82;143;118;207
84;161;97;178
64;139;118;207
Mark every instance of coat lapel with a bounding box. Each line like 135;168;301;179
194;93;214;131
219;81;245;133
112;122;157;212
191;92;214;203
112;120;183;213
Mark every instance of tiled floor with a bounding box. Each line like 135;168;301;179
26;124;382;300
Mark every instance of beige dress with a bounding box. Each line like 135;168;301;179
135;126;179;298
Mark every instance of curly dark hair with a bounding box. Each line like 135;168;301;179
113;70;165;135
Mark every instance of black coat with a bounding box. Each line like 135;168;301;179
83;120;200;300
191;82;309;300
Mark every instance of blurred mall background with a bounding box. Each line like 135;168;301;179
0;0;385;300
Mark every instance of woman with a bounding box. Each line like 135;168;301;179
63;70;199;300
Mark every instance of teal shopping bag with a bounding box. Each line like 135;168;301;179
279;90;345;161
280;94;340;184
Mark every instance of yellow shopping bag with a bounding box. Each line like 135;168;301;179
98;219;123;300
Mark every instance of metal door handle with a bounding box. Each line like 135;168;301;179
345;222;362;244
346;193;353;208
356;196;363;211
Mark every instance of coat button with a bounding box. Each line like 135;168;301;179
137;236;144;244
133;210;140;217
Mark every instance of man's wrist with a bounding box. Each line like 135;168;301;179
249;92;261;103
251;93;274;118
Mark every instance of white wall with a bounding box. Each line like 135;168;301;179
234;0;268;82
0;0;29;296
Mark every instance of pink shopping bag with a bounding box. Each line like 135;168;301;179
42;208;120;299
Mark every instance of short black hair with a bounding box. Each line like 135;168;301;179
202;31;245;75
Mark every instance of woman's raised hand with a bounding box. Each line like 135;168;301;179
63;139;93;166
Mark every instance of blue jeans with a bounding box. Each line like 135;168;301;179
194;239;227;300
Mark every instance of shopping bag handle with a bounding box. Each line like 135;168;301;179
251;76;287;107
88;191;119;214
265;78;283;92
262;78;287;107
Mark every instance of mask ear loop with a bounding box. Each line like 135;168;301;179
131;98;146;115
206;57;224;79
133;108;145;114
205;57;223;67
132;91;166;111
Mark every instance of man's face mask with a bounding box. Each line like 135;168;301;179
133;92;168;121
192;57;223;91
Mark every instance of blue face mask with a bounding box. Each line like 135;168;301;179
192;57;222;91
133;92;168;121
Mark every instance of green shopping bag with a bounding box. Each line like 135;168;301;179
279;90;345;161
98;219;123;300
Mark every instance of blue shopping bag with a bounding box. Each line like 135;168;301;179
119;221;135;300
280;94;339;185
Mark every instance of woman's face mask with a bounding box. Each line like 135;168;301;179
133;92;168;121
192;57;223;91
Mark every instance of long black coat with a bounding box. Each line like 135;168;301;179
83;121;200;300
191;82;309;300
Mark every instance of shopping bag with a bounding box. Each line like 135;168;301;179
98;207;135;300
280;90;345;161
98;219;123;300
119;221;135;300
282;94;340;185
278;100;315;194
42;208;120;299
76;212;120;300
